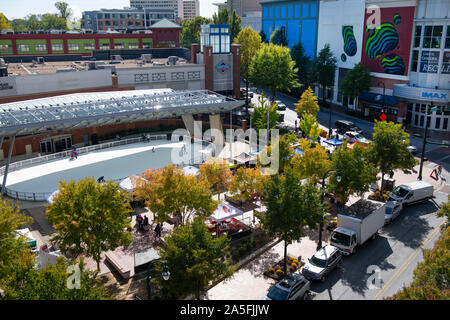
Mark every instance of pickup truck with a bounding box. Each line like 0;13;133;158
330;199;385;255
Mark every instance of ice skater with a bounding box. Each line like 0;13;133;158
70;145;78;160
152;147;155;152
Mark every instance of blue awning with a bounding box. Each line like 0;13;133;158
324;138;343;146
359;92;398;107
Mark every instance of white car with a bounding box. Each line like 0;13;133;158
343;131;371;145
302;245;342;282
384;201;402;224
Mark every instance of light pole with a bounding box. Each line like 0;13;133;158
145;260;170;300
317;169;341;251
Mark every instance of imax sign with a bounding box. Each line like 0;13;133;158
421;92;448;100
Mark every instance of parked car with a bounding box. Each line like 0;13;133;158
406;144;418;153
384;200;402;224
388;181;434;208
302;245;342;282
342;131;371;145
265;273;310;300
247;90;254;98
275;100;287;111
335;120;363;134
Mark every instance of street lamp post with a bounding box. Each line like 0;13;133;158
145;260;170;300
317;169;341;250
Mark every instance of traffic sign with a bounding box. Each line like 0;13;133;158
379;113;387;121
430;106;438;113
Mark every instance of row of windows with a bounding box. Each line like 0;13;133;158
104;20;142;27
97;13;145;20
263;3;317;20
413;25;450;49
15;43;139;52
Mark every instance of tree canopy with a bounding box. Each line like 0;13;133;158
212;7;241;41
0;13;12;31
298;113;322;141
54;2;73;20
328;143;378;205
46;178;133;271
366;121;417;192
294;86;320;119
198;158;233;200
157;217;233;300
134;165;218;226
251;92;279;131
339;62;372;100
291;139;331;182
249;43;299;101
270;28;287;46
258;170;327;273
229;167;268;201
180;17;212;48
311;44;337;103
291;41;311;86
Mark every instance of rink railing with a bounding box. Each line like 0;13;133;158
1;134;214;202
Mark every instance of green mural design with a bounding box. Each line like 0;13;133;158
365;23;399;59
381;54;405;75
393;13;401;25
342;25;357;57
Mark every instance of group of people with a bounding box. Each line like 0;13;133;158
136;214;162;238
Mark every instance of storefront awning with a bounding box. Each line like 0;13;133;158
359;92;398;107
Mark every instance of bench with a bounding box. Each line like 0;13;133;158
105;251;131;279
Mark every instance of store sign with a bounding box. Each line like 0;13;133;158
442;51;450;74
419;51;440;73
0;83;14;91
216;61;230;73
421;92;448;100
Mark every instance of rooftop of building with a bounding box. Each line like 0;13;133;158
4;57;192;76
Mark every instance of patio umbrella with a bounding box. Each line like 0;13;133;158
324;137;343;147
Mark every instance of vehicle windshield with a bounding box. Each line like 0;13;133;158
331;231;351;246
392;186;409;197
386;206;393;215
267;286;289;300
309;256;327;268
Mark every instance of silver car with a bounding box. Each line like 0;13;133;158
302;245;342;282
265;273;310;300
385;201;402;224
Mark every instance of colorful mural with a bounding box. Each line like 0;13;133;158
342;26;357;57
361;6;415;76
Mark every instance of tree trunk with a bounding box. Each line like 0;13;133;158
380;172;385;194
246;73;249;113
284;240;288;275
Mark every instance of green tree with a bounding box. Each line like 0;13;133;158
311;44;337;136
180;17;212;48
294;86;320;119
291;140;331;182
54;2;73;20
46;178;133;271
299;113;322;141
339;62;371;107
134;165;218;226
0;197;33;279
328;143;377;206
366;121;417;193
40;13;68;30
157;217;233;300
291;41;311;86
0;13;12;31
269;28;287;46
437;196;450;222
251;92;278;131
249;43;300;101
229;10;242;42
234;27;262;107
26;14;42;31
10;19;28;32
389;226;450;300
1;258;111;300
212;7;229;24
258;170;327;274
259;29;267;43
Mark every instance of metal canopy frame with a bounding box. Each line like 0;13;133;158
0;89;244;136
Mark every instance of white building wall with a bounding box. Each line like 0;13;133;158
316;0;366;104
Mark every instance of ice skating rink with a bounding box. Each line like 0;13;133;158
1;140;208;194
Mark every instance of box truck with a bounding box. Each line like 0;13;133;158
330;199;385;255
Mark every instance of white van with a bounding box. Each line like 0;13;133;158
388;181;433;207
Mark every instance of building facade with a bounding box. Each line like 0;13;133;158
182;0;200;20
130;0;184;19
261;0;320;57
214;0;263;17
82;7;176;32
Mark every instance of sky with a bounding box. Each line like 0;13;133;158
0;0;224;20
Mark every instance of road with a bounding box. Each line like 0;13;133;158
309;188;447;300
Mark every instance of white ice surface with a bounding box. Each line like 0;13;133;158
1;140;205;194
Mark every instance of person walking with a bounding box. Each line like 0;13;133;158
154;223;162;238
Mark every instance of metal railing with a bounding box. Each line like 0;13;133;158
1;134;214;202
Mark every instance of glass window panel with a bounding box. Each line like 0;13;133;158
432;26;443;36
435;117;441;129
302;4;309;17
424;26;432;36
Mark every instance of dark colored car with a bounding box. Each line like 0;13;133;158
335;120;363;134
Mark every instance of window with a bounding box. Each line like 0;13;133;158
52;43;63;51
419;115;424;127
411;50;419;72
423;25;443;48
414;114;418;126
435;117;441;129
68;44;79;51
84;43;95;50
17;44;29;52
443;118;448;130
414;25;422;47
